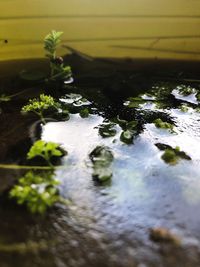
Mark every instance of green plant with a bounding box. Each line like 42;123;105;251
44;30;72;81
117;117;138;144
98;122;117;138
80;108;90;118
27;140;65;167
21;94;57;123
9;171;60;214
180;104;189;112
155;143;191;165
89;146;114;182
154;118;174;132
177;85;195;96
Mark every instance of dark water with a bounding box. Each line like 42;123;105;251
1;55;200;267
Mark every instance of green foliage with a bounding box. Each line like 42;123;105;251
154;118;174;132
161;149;179;165
27;140;64;167
98;122;117;138
155;143;191;165
21;94;56;123
9;171;60;214
89;146;114;182
120;130;134;144
117;117;138;144
177;85;195;96
80;108;89;118
44;30;72;80
180;104;189;112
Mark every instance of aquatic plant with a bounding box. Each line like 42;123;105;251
27;140;65;167
117;118;138;144
176;85;196;96
89;146;114;182
180;104;189;112
44;30;72;81
98;122;117;138
21;94;57;123
155;143;191;165
154;118;174;132
9;171;61;214
80;108;90;118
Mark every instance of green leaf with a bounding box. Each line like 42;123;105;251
154;118;174;132
98;122;117;138
27;140;65;167
120;130;134;144
89;146;114;183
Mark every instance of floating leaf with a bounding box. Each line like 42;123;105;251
155;143;191;165
98;122;117;138
154;118;174;132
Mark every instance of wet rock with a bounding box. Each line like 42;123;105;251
149;227;181;246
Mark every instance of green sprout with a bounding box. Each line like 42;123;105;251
9;171;61;214
27;140;65;167
21;94;57;123
44;30;72;81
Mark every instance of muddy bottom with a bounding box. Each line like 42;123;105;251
1;55;200;267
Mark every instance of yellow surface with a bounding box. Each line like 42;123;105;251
0;0;200;61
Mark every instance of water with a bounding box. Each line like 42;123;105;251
1;55;200;267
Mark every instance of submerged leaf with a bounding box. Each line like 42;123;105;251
89;146;114;182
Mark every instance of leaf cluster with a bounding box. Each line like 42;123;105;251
44;30;72;80
155;143;191;165
10;171;60;214
22;94;56;113
98;122;117;138
117;117;138;144
154;118;174;132
44;30;63;58
27;140;64;167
